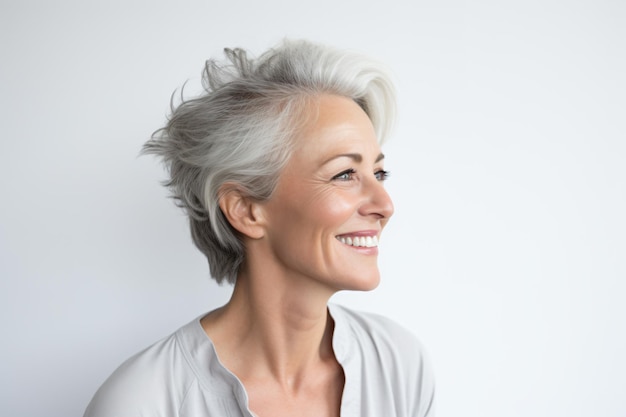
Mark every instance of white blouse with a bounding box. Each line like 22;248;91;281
84;304;435;417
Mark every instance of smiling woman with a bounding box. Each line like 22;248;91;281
83;39;435;417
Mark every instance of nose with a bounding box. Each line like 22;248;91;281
359;177;394;220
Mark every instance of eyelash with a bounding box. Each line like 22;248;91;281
376;169;390;181
332;169;390;182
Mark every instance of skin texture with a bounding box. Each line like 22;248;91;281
201;94;394;417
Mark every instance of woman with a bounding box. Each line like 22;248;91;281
84;39;435;417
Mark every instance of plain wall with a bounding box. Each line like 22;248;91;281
1;1;625;416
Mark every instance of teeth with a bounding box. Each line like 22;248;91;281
338;235;379;248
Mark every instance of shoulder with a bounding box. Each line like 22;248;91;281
83;324;197;417
330;303;436;417
330;303;426;355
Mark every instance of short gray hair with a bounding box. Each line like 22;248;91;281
143;39;396;284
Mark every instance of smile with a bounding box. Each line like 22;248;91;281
336;235;379;248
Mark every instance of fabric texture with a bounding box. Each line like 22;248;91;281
84;304;435;417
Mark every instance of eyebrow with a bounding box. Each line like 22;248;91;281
322;153;385;165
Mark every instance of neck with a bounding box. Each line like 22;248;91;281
201;262;338;388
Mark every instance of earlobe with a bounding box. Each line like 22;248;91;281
218;184;265;239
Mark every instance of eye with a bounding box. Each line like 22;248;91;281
375;169;390;181
332;168;356;181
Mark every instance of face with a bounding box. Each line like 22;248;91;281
258;94;394;292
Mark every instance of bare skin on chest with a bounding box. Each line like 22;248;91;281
243;360;345;417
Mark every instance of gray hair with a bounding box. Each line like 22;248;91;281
143;39;396;284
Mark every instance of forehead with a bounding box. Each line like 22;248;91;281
292;95;380;160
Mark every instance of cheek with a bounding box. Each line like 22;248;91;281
269;180;359;237
303;189;357;230
319;199;355;227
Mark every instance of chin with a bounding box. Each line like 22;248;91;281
341;272;381;292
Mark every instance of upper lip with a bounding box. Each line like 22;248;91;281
335;230;380;238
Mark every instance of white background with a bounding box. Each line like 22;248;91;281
1;1;625;416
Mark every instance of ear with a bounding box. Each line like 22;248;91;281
218;183;266;240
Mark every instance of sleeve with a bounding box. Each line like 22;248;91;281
83;366;144;417
82;358;171;417
82;336;190;417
